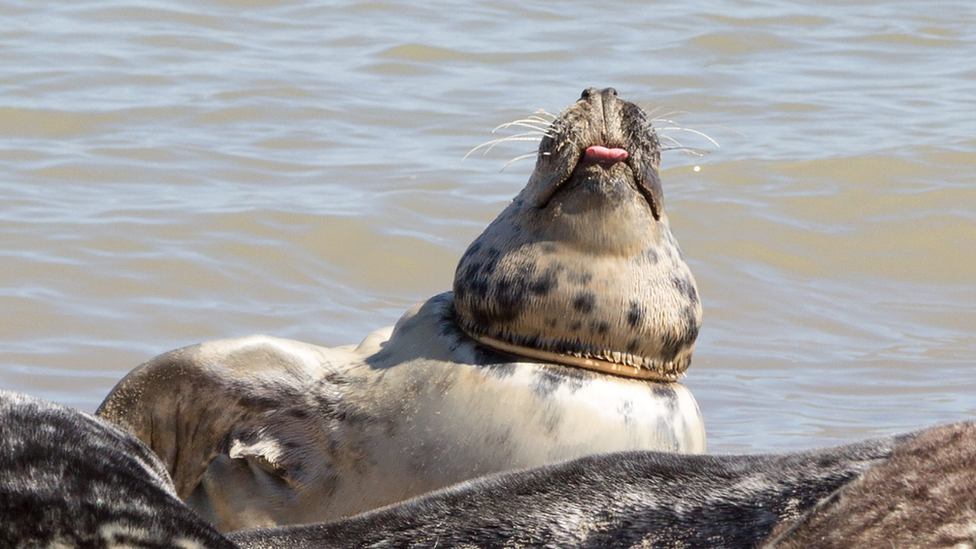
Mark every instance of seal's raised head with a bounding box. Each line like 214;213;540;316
453;87;701;380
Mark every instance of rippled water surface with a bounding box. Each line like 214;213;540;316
2;0;975;453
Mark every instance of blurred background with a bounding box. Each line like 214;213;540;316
2;0;974;452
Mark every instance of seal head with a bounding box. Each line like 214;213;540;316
453;87;701;380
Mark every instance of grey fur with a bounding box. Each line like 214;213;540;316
5;389;974;548
0;390;233;549
232;429;929;549
763;422;976;549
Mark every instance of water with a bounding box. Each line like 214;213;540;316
1;0;974;453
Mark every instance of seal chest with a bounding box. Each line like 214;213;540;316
454;87;702;380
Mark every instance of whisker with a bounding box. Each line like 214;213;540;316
500;152;538;171
463;134;544;160
650;110;691;123
493;120;551;134
658;134;685;147
529;109;557;120
661;146;710;157
657;127;720;148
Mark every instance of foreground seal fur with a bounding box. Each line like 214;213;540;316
0;390;233;549
4;390;973;548
231;422;976;549
96;87;707;532
454;87;701;380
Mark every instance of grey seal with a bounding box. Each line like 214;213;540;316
454;87;701;381
0;390;233;549
3;389;972;548
230;422;976;549
96;87;707;532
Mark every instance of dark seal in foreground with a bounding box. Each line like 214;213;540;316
454;87;701;380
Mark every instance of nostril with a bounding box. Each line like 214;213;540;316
580;88;597;101
606;88;618;97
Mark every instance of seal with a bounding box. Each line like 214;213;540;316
229;422;976;549
6;391;971;548
96;88;706;532
454;87;701;381
0;390;233;549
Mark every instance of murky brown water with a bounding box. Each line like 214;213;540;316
2;0;975;453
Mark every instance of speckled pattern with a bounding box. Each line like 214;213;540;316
97;292;704;532
232;427;949;549
0;390;234;549
453;88;701;380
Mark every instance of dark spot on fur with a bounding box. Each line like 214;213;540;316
572;291;596;314
528;266;560;296
567;270;593;286
627;338;641;354
540;242;557;254
649;383;678;409
546;318;558;328
618;400;634;425
476;360;518;378
671;276;695;300
644;247;659;264
531;369;562;398
569;320;582;331
531;364;589;398
589;320;610;336
627;301;644;328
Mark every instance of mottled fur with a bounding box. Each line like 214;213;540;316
232;430;917;549
0;390;233;549
763;422;976;549
98;293;704;532
5;390;974;547
454;88;701;380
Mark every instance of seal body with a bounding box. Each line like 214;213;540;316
0;390;233;549
98;293;704;532
231;422;976;549
96;88;706;532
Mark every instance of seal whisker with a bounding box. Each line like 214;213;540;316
657;126;720;148
658;134;684;147
492;121;551;134
500;152;539;171
463;134;545;160
661;146;709;157
527;108;557;121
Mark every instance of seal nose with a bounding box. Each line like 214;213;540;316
580;87;618;102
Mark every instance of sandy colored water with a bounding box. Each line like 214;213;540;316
1;0;974;452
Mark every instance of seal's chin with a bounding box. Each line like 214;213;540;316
571;144;660;221
465;332;677;381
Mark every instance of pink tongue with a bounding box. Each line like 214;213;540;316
583;145;628;164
